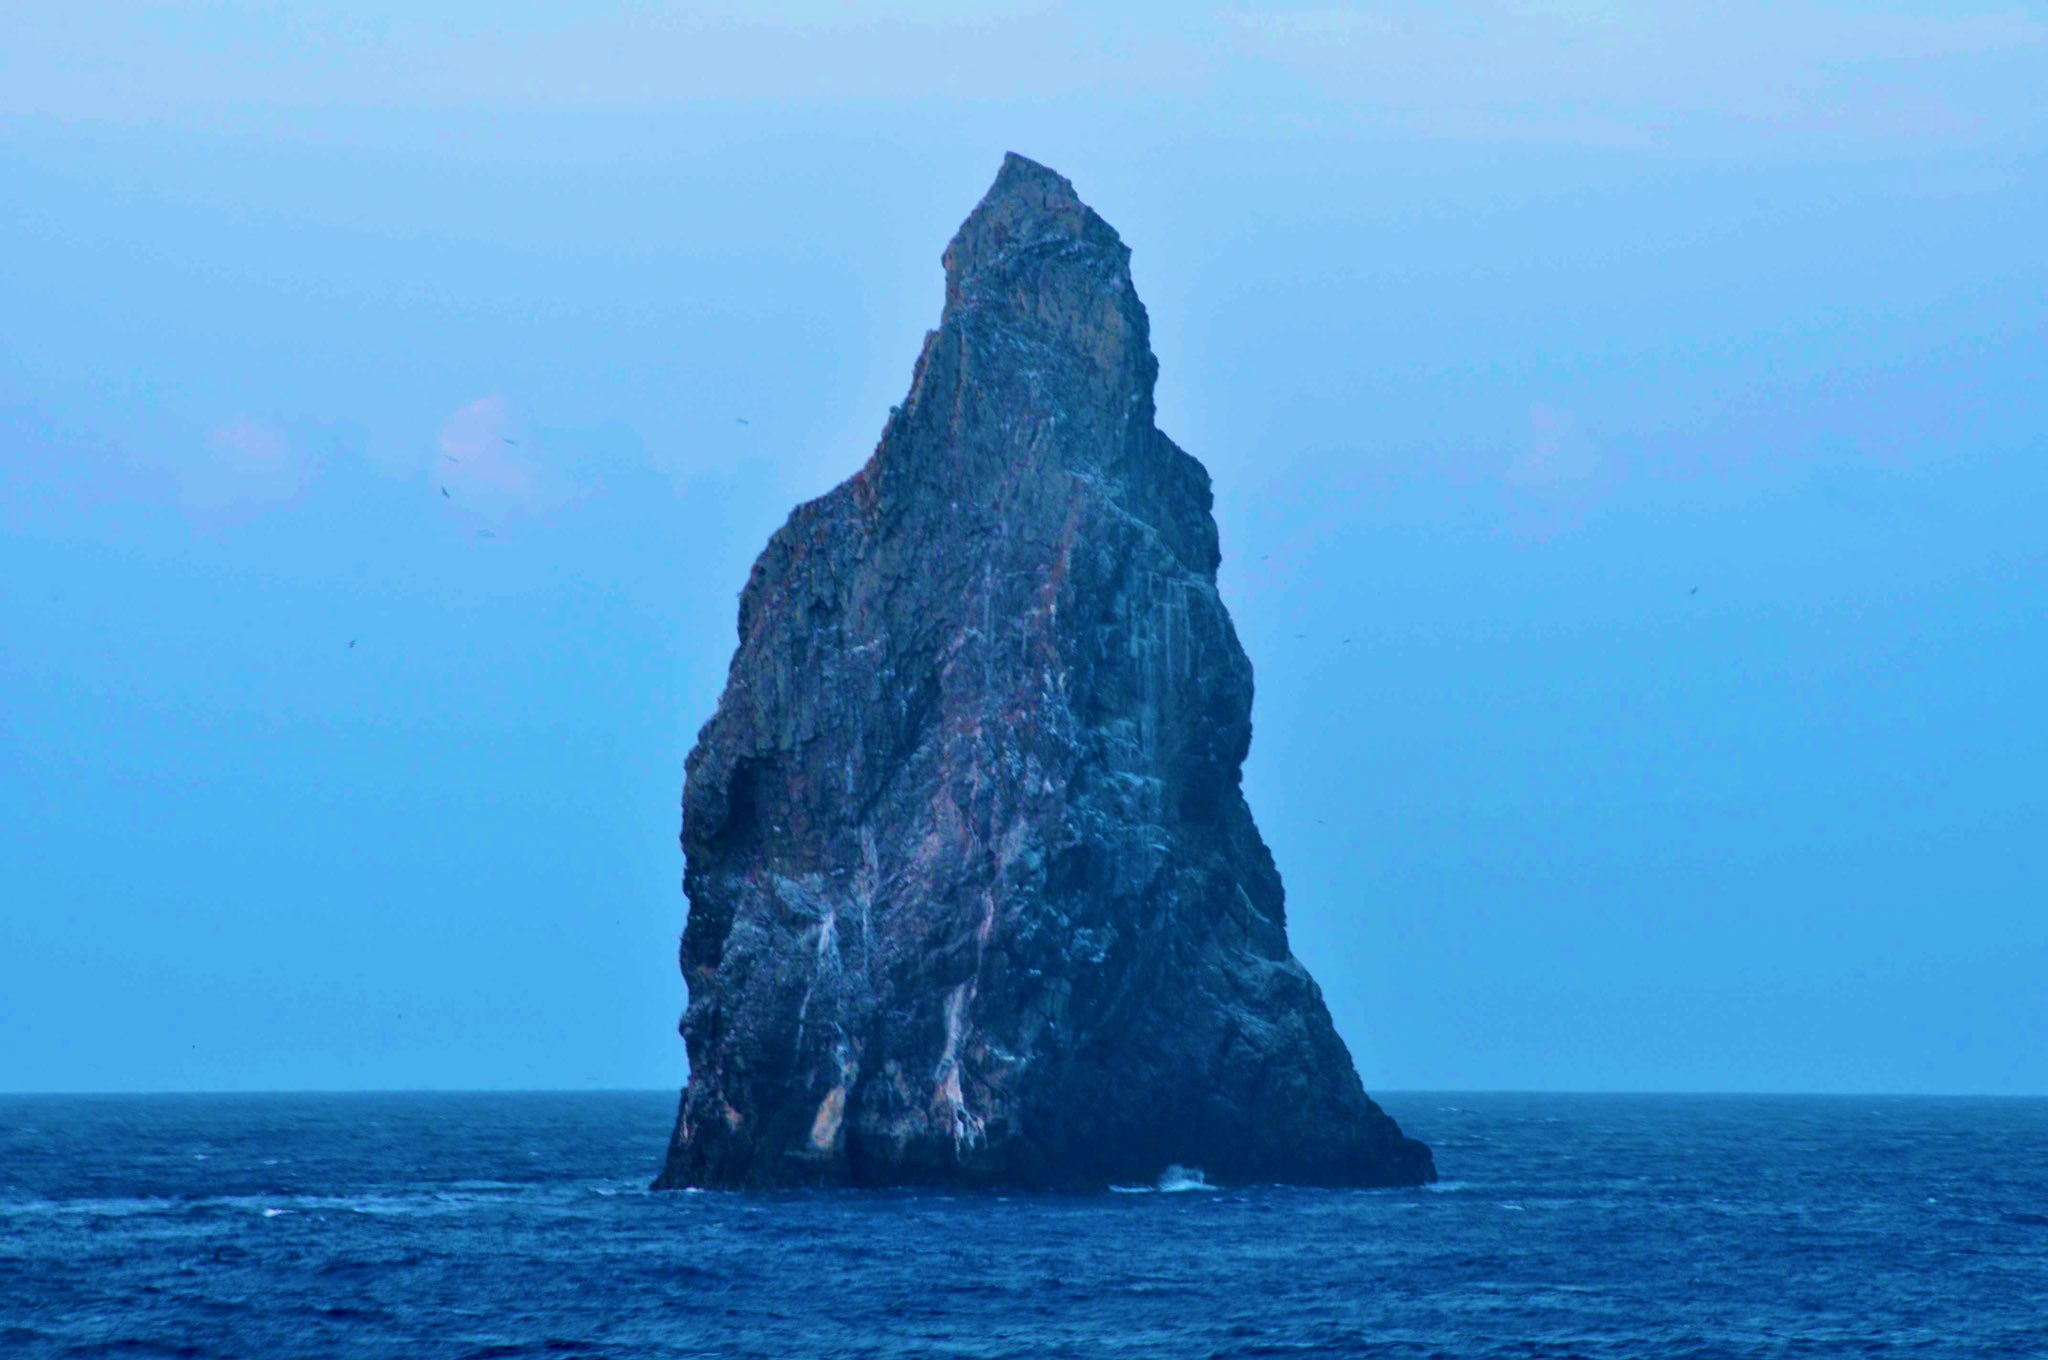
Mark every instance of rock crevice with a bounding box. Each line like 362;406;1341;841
657;153;1433;1190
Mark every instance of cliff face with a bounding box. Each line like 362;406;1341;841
657;154;1432;1190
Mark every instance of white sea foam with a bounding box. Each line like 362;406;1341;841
1156;1165;1216;1193
1;1192;473;1220
0;1197;169;1219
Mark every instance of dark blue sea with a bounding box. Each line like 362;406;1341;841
3;1092;2045;1359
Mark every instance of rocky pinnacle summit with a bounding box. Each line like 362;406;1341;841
657;154;1433;1190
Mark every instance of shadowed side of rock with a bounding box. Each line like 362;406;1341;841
657;153;1432;1191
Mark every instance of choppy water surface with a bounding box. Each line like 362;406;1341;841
3;1092;2044;1358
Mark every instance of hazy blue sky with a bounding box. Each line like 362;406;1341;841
4;2;2044;1095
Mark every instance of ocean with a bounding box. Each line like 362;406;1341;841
2;1091;2043;1358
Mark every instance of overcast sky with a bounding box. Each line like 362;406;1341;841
4;1;2044;1094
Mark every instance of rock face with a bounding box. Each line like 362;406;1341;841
657;154;1432;1190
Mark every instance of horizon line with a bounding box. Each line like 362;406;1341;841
2;1086;2043;1100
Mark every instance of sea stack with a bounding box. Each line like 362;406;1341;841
657;154;1432;1190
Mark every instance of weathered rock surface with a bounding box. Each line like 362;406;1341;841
657;154;1432;1190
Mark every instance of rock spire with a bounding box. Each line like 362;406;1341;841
657;154;1432;1190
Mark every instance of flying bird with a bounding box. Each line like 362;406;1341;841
477;529;497;539
444;454;460;463
503;438;518;446
1689;586;1699;596
735;417;750;425
348;639;356;650
441;486;450;498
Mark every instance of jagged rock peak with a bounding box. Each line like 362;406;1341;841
658;155;1432;1192
942;152;1130;304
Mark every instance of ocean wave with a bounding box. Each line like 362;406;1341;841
0;1187;546;1222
